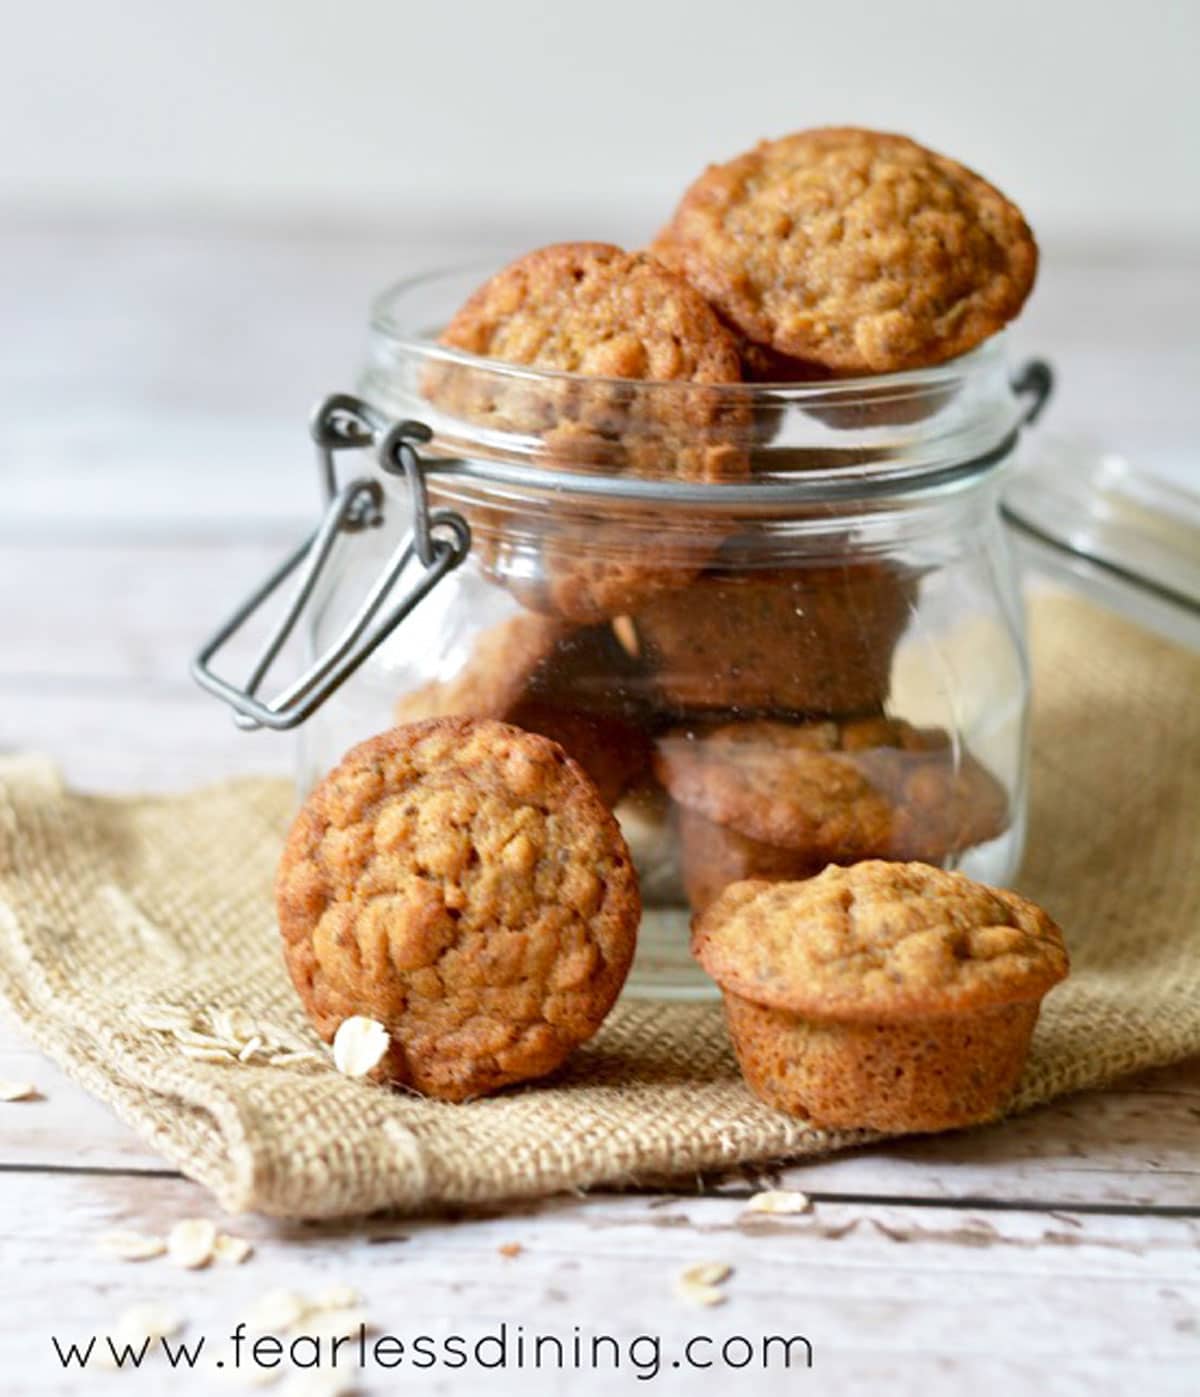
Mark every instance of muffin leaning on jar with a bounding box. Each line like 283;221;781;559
277;717;642;1102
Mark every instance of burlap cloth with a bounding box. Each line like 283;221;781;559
1;594;1197;1218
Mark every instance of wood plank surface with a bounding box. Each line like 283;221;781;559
1;1170;1197;1396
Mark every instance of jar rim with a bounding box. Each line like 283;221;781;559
361;261;1039;505
369;261;998;398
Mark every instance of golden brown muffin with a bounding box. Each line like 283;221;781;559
393;612;651;807
276;718;641;1102
428;243;751;622
655;128;1037;374
693;862;1068;1130
655;716;1009;869
628;561;917;715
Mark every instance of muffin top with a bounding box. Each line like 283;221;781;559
692;861;1068;1020
441;241;745;383
655;127;1037;373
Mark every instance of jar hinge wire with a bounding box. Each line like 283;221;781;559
189;394;471;731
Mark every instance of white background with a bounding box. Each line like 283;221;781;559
3;0;1198;245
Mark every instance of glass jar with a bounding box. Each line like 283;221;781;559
195;264;1051;999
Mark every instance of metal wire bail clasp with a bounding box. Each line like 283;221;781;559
190;394;471;731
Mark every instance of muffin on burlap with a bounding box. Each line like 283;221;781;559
693;862;1068;1131
393;611;651;808
428;242;750;621
627;561;917;716
654;127;1038;376
656;716;1009;912
276;718;640;1102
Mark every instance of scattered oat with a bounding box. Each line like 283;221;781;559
298;1307;369;1342
675;1260;732;1307
214;1232;254;1265
0;1080;39;1102
167;1218;217;1270
180;1045;236;1064
115;1302;182;1341
332;1016;389;1078
96;1230;166;1262
137;1001;325;1075
498;1242;523;1259
247;1289;311;1333
674;1278;726;1308
176;1028;235;1050
212;1007;257;1042
312;1284;360;1311
744;1189;812;1216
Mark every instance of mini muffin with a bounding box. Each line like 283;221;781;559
427;242;750;621
693;862;1068;1130
655;127;1037;375
276;718;641;1102
394;612;651;807
655;716;1009;873
628;561;917;715
676;805;823;914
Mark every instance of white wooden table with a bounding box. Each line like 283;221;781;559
1;222;1197;1395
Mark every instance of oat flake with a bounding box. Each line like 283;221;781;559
332;1016;389;1077
213;1232;254;1265
0;1080;38;1102
247;1289;311;1333
681;1261;732;1286
312;1284;360;1311
180;1044;236;1064
744;1188;812;1215
674;1279;727;1308
167;1217;217;1269
96;1230;166;1262
115;1302;181;1341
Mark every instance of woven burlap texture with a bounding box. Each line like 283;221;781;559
1;594;1197;1218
